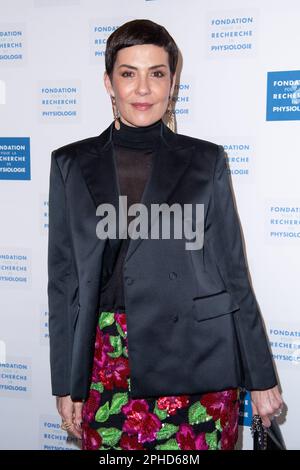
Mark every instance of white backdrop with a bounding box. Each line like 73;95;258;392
0;0;299;450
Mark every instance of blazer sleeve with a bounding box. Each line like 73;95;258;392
206;144;278;390
47;150;72;396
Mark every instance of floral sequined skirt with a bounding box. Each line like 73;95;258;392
81;310;240;451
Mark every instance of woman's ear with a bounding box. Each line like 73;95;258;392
103;71;114;97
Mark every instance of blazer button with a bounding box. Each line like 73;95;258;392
126;277;134;285
172;314;179;322
169;271;177;280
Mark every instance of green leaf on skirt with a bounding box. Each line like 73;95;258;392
154;402;168;420
188;401;211;425
98;427;122;447
116;321;126;338
215;418;222;432
90;382;104;393
107;335;122;358
155;438;180;450
205;430;218;450
156;423;179;440
95;401;110;422
110;392;128;415
99;312;115;330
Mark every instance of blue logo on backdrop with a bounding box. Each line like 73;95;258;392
40;307;49;343
40;416;80;450
91;23;119;61
0;27;25;63
174;82;191;117
39;83;80;120
268;203;300;241
266;70;300;121
239;389;252;426
223;142;252;177
269;325;300;366
207;11;258;57
0;359;31;397
0;138;30;180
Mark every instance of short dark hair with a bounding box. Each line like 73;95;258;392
105;19;179;81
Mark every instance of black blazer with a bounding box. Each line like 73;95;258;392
47;120;278;401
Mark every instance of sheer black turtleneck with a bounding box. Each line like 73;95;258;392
98;118;162;312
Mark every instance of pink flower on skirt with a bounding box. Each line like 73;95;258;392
81;424;102;450
176;423;209;450
122;399;162;443
94;327;114;363
220;399;240;450
82;389;101;423
120;433;146;450
91;328;114;382
200;389;238;427
99;356;130;390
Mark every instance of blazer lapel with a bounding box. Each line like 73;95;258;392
77;120;195;263
76;123;120;255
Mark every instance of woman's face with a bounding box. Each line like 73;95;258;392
104;44;176;127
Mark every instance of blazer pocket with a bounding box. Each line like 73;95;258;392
192;291;240;322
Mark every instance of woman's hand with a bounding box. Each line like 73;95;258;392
250;385;284;427
56;395;84;440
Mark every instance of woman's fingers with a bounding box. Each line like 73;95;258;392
250;386;284;428
251;400;258;415
58;395;82;440
73;401;84;438
60;395;73;428
251;399;271;427
67;423;82;440
268;387;284;419
260;413;272;428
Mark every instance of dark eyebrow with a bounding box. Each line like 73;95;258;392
117;64;167;70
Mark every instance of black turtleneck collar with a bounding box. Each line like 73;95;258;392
112;118;162;149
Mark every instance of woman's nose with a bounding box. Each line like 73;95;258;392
135;76;151;95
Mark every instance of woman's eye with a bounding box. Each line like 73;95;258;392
153;71;165;77
121;71;134;77
121;70;165;78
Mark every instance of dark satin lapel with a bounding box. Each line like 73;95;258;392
77;121;195;263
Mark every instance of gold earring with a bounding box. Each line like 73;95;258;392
111;96;120;130
166;97;176;133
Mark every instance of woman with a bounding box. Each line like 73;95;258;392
48;19;284;451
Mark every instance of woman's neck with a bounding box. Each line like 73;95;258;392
112;118;163;149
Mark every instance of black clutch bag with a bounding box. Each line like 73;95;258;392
250;414;286;450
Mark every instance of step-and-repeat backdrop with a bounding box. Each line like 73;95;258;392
0;0;299;450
